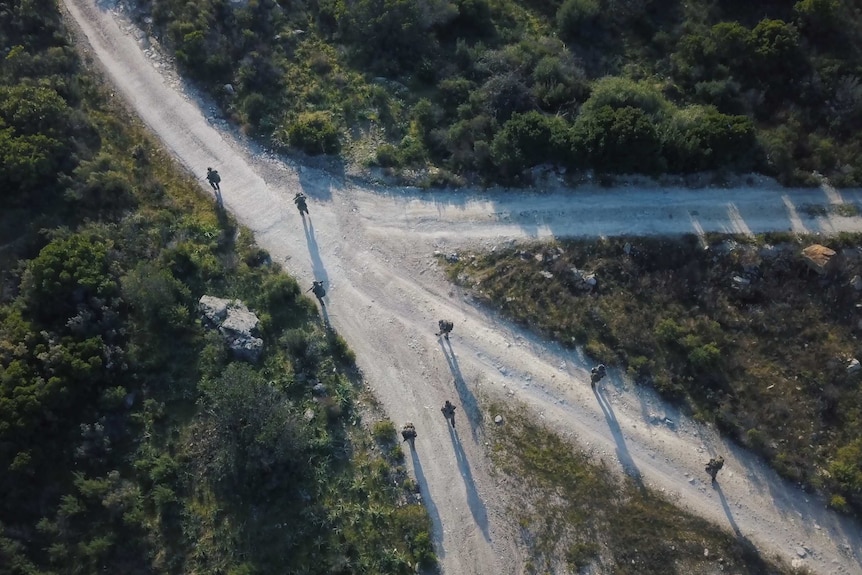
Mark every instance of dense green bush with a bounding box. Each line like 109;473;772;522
573;105;664;174
829;439;862;511
284;111;341;155
664;105;759;172
134;0;862;185
556;0;602;45
579;77;673;121
322;0;448;73
491;111;574;177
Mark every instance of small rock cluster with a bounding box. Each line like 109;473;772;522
569;267;598;292
199;295;263;362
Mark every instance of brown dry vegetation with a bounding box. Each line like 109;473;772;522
445;233;862;515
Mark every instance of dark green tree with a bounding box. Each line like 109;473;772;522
573;105;664;174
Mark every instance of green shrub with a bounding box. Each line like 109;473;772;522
688;343;721;370
491;111;574;176
829;439;862;500
654;318;684;343
579;77;673;121
584;339;613;363
375;144;400;167
664;105;759;172
626;355;652;378
829;494;849;513
556;0;601;44
285;111;341;155
573;105;664;173
372;420;397;442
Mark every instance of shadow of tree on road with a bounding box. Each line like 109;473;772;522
448;425;490;541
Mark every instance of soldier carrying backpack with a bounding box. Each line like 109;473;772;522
206;167;221;192
705;455;725;482
436;319;454;339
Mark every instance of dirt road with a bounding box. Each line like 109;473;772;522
62;1;862;573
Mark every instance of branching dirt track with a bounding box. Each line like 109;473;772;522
62;1;862;573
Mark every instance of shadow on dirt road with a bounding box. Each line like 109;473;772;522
410;444;445;560
439;338;482;441
448;424;490;541
302;216;329;287
594;385;644;489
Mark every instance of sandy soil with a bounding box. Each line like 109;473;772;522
61;1;862;573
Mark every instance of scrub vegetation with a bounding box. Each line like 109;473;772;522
486;401;802;575
444;234;862;517
131;0;862;186
0;3;433;572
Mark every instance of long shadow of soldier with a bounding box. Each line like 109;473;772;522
320;301;331;326
714;481;742;537
439;338;482;442
593;385;645;490
214;199;232;233
302;217;329;290
409;444;445;558
713;482;775;569
448;425;490;541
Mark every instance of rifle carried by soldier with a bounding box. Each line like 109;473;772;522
307;281;326;304
705;456;725;482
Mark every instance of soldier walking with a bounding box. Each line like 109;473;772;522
705;455;725;482
590;364;607;389
294;192;309;215
441;400;457;428
308;280;326;304
206;167;221;192
401;422;417;445
436;319;454;339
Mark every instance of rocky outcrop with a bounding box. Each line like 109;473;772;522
199;295;263;362
802;244;837;276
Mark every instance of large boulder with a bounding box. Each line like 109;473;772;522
199;295;231;324
199;295;263;362
802;244;837;276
